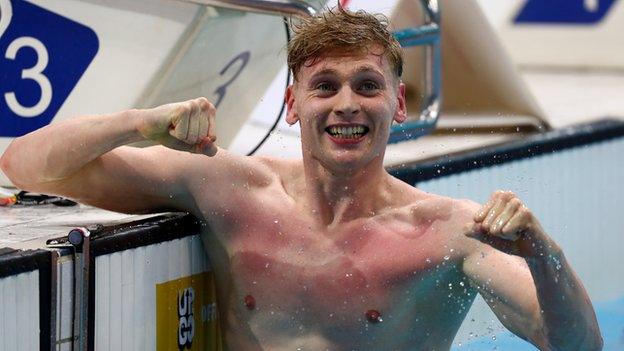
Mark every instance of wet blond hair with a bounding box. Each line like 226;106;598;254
287;6;403;80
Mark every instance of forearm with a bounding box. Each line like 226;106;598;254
526;248;603;350
1;110;145;187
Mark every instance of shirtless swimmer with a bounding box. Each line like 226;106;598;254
0;7;602;351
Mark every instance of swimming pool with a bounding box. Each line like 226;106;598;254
393;119;624;350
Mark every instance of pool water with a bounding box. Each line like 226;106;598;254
451;297;624;350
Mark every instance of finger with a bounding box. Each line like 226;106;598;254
187;106;200;145
170;107;190;142
490;198;521;237
474;197;496;223
198;106;209;142
501;207;531;241
468;230;518;255
207;108;217;143
482;197;506;230
161;136;195;153
463;222;484;238
207;117;216;143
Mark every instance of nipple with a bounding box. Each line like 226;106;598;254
244;295;256;310
365;309;382;323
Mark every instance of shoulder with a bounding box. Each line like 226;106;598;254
253;155;304;186
393;181;481;238
385;176;480;228
254;155;302;174
389;176;479;221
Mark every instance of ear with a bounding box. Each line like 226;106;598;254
393;82;407;124
285;85;299;125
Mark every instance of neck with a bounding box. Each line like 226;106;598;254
301;156;390;227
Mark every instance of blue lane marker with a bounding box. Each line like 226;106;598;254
514;0;618;25
0;0;99;137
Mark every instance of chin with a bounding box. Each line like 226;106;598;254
323;152;378;173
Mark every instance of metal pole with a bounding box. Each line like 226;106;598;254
177;0;317;17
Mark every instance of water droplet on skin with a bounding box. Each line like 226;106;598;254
443;255;450;260
425;258;432;263
274;220;279;224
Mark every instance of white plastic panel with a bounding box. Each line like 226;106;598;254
0;271;40;351
55;257;74;351
94;234;210;351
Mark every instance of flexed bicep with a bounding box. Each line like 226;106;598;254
42;145;198;214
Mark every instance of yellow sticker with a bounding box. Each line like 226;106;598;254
156;272;222;351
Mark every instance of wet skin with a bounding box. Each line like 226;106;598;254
194;168;481;350
4;45;601;351
189;51;486;350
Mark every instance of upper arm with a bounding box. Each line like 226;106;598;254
32;145;273;215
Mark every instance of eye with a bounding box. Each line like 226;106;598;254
315;82;336;92
359;81;380;93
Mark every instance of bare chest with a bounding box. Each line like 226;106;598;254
204;195;468;328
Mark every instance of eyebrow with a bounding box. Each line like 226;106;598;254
309;65;385;80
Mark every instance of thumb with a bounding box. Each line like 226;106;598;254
194;136;218;157
463;222;484;238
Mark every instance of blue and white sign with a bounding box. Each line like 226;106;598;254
514;0;618;24
0;0;98;137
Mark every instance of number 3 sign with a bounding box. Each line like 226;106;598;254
0;0;98;137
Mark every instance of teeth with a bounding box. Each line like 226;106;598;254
328;126;366;138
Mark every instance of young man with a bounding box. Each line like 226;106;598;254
1;8;602;351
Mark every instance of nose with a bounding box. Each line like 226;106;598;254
334;87;360;118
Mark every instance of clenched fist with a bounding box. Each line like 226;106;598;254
465;191;559;258
136;97;218;156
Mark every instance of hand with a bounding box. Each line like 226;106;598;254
465;191;558;258
136;97;218;156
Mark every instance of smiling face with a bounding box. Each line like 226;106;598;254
286;47;407;173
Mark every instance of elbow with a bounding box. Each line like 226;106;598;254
1;139;30;190
583;329;604;351
0;147;19;186
570;320;604;351
546;326;604;351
